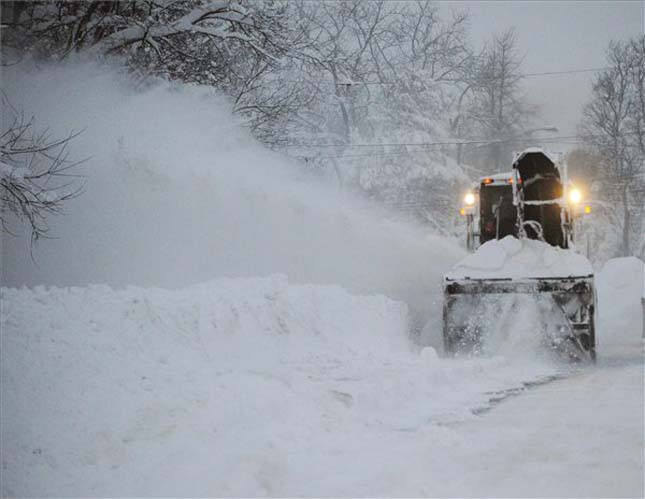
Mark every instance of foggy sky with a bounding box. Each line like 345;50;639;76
442;0;645;150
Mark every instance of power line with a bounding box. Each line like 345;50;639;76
285;134;583;150
292;134;645;162
523;67;610;77
285;130;642;152
280;66;610;86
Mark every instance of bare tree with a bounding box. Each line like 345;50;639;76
1;1;538;235
579;36;645;257
566;147;603;182
1;95;84;243
457;29;535;171
291;2;471;191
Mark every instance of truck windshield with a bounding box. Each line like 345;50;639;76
479;184;516;244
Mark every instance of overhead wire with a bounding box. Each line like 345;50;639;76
278;63;643;164
523;67;610;77
285;131;639;154
289;132;644;162
279;65;611;86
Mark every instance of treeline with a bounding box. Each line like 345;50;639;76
573;38;645;258
1;0;536;234
2;1;642;257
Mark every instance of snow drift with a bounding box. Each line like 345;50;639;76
1;59;462;329
596;256;644;348
445;236;593;280
3;259;642;496
1;277;560;497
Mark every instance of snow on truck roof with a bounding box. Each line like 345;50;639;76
513;147;559;165
445;236;593;281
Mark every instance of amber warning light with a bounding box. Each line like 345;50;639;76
481;177;518;185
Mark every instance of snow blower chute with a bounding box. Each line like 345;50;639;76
443;148;596;360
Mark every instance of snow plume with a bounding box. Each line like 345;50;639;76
1;59;462;330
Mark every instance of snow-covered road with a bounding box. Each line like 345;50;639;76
292;341;644;498
2;259;643;497
427;343;644;497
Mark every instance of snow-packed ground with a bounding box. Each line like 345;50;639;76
2;257;643;497
2;275;561;497
422;354;644;497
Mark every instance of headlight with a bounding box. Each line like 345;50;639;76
464;192;475;206
569;188;582;205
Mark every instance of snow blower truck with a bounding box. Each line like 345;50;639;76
443;148;596;360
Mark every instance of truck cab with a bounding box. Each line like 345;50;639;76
478;173;517;245
461;149;579;252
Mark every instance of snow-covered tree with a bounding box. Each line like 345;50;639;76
4;1;285;61
1;1;539;234
579;36;645;257
0;96;84;243
285;1;477;231
455;29;535;172
1;0;300;143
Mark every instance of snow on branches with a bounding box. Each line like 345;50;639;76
579;36;645;257
3;1;288;64
0;95;84;243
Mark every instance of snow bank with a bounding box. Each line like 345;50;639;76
445;236;593;280
597;257;644;347
1;278;558;497
1;59;462;329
